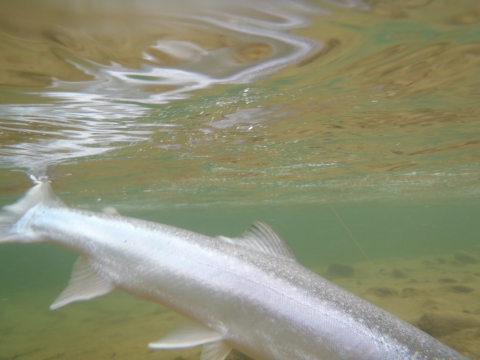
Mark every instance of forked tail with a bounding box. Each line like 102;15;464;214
0;178;64;243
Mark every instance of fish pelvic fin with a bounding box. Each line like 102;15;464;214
200;341;232;360
0;179;65;243
149;322;225;349
149;322;231;360
50;257;115;310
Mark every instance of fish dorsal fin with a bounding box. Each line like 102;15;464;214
149;322;225;349
218;221;297;261
50;257;115;310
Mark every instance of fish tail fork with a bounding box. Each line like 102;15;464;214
0;178;64;243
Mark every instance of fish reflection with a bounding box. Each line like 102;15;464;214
0;0;322;173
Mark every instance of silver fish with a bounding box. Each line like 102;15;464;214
0;181;467;360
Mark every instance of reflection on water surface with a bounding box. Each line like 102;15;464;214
1;0;479;204
0;0;322;175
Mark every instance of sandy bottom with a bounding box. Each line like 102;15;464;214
316;250;480;360
1;250;479;360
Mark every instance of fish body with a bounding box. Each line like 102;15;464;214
0;182;467;360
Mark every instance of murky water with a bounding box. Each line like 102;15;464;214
1;0;480;359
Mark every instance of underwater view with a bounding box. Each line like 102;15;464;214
0;0;479;359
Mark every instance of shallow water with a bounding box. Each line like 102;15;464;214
1;0;480;359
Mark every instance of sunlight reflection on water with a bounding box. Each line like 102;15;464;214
0;0;479;203
0;0;327;174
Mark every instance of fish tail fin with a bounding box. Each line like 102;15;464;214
0;178;64;243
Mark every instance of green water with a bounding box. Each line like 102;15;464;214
1;198;479;285
1;0;480;359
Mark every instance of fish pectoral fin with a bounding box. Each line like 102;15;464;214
148;322;225;349
50;257;115;310
201;341;232;360
219;221;297;261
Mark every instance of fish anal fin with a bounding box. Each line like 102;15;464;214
149;322;224;349
50;257;115;310
219;221;297;261
201;341;232;360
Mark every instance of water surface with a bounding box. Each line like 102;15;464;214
1;0;480;359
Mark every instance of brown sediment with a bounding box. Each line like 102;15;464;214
2;248;480;360
366;287;398;297
417;312;480;338
401;287;422;297
448;285;475;293
439;278;457;283
315;247;480;358
455;251;479;264
391;268;408;278
325;263;355;279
